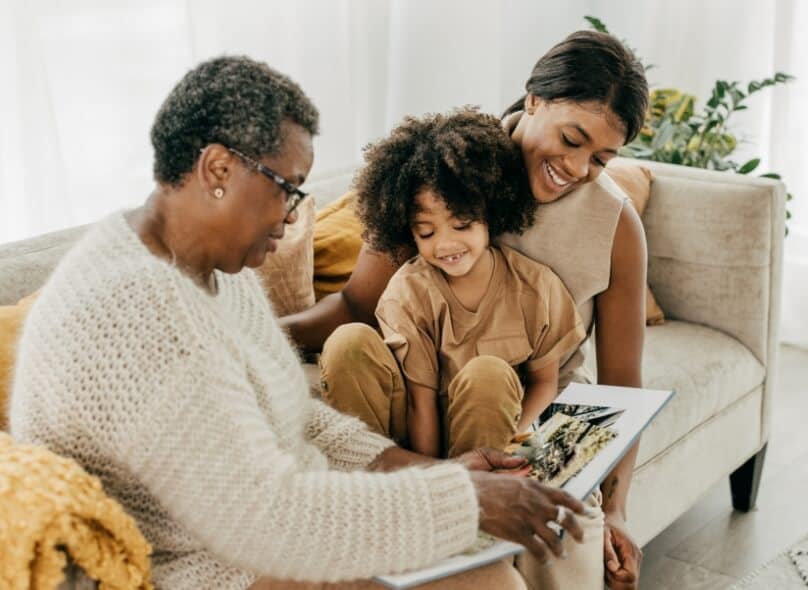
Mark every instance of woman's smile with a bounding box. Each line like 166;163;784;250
543;160;574;191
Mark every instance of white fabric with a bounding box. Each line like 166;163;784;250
9;212;479;588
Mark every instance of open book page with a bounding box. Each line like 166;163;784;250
374;383;674;590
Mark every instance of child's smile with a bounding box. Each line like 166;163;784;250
436;251;468;265
411;190;490;283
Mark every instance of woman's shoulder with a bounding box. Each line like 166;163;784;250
52;212;175;285
553;172;627;214
31;213;201;339
593;169;631;201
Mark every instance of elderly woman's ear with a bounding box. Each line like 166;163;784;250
197;144;234;200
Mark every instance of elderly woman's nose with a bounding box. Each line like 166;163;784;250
284;208;299;225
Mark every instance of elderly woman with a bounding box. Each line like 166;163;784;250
9;56;586;590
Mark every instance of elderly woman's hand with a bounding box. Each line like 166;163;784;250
470;470;586;563
454;447;531;474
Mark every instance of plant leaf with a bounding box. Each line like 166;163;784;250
651;120;676;150
760;173;781;179
738;158;761;174
584;16;609;33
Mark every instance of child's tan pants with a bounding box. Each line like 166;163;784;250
319;323;525;456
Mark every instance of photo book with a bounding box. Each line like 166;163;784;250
374;382;675;590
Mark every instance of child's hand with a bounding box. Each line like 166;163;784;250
454;448;530;475
512;432;534;443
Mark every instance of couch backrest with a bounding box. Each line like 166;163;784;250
0;225;89;306
1;163;784;367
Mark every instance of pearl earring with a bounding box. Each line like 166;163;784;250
213;188;224;199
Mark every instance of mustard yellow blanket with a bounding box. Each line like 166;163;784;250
0;433;152;590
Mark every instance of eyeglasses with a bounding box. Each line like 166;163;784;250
227;148;309;215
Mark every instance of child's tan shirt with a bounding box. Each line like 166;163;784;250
376;245;586;396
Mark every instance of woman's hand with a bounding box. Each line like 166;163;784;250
603;513;642;590
454;447;531;475
470;470;586;563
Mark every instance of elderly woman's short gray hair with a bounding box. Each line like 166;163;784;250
150;55;320;186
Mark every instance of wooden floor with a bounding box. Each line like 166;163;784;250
639;344;808;588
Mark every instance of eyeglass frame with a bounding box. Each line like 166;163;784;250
213;147;309;215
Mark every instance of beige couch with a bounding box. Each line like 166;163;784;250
0;159;785;580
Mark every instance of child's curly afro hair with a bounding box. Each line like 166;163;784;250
355;107;537;263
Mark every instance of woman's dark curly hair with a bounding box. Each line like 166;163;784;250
355;108;536;262
150;55;319;186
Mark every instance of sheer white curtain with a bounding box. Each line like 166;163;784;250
0;0;391;243
2;0;806;345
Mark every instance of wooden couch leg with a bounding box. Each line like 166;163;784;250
730;443;767;512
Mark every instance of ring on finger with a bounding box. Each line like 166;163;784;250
555;505;568;525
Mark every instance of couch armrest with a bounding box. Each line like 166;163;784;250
640;160;785;442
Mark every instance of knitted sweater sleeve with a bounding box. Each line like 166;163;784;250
101;278;478;582
304;399;396;471
120;354;476;581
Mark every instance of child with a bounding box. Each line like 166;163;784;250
354;108;586;458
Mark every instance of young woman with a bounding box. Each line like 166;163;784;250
282;31;649;590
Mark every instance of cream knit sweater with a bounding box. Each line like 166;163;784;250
10;212;479;589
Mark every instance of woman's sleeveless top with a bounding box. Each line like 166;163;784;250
498;171;627;388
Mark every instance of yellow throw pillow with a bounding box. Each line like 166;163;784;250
312;191;365;300
605;159;666;326
0;291;39;431
255;196;316;317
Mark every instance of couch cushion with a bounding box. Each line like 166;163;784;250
313;192;364;300
643;169;782;365
637;320;765;467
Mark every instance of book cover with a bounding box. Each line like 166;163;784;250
373;383;675;590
